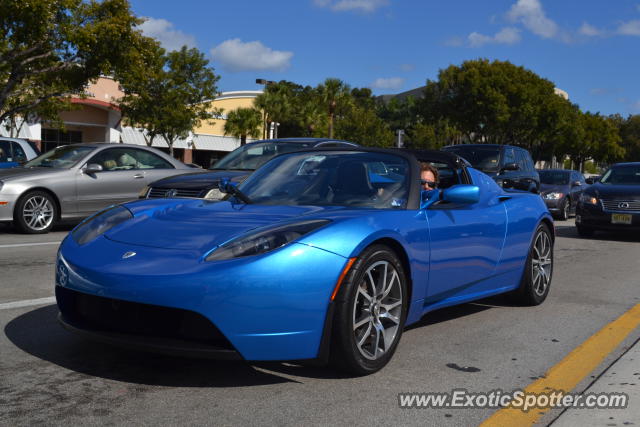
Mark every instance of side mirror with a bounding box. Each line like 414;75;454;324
441;185;480;204
84;163;103;174
420;189;441;209
218;177;234;193
585;177;598;185
501;163;519;172
572;180;582;187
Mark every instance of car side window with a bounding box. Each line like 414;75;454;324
11;142;27;162
131;149;174;169
503;148;516;165
88;148;140;171
0;140;11;161
524;151;535;171
515;150;527;171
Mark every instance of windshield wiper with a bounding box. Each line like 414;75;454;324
218;178;252;203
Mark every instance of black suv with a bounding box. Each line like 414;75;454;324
141;138;359;200
442;144;539;193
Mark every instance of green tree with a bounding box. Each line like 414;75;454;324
0;0;156;124
317;78;352;138
617;114;640;162
334;104;394;147
120;46;220;157
418;59;571;159
224;108;262;145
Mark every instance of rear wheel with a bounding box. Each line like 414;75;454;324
14;191;57;234
330;245;408;375
513;223;553;306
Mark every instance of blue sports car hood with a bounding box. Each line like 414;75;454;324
104;199;336;252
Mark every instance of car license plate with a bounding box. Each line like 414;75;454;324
611;213;632;225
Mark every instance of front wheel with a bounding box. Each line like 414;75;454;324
330;245;408;375
513;223;553;306
14;191;57;234
576;224;595;237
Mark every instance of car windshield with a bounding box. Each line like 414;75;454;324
599;165;640;185
238;151;410;209
539;171;570;185
24;145;94;169
444;147;500;172
211;142;318;171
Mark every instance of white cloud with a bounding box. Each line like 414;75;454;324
507;0;558;39
399;63;415;72
210;39;293;72
579;22;603;37
371;77;404;90
313;0;389;13
468;27;521;47
617;20;640;35
139;17;196;51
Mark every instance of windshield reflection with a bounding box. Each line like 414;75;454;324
238;151;410;209
24;145;94;169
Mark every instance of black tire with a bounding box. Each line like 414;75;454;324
14;191;57;234
558;198;569;221
576;224;595;238
513;223;553;306
330;244;408;375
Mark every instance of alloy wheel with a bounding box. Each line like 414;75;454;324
22;195;54;231
352;260;403;361
531;230;552;296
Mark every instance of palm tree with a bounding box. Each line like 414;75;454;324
317;78;352;138
224;108;262;145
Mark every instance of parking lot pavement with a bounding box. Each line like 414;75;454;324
0;219;639;426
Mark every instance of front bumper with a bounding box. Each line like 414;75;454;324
576;202;640;231
543;197;564;213
56;235;347;361
0;192;20;222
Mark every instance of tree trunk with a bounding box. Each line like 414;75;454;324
328;113;334;139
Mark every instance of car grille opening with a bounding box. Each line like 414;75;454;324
147;188;205;199
601;199;640;212
56;286;233;349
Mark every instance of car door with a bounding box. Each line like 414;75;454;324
500;147;518;189
130;148;178;185
76;147;149;215
425;172;508;304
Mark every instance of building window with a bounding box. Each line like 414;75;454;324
41;129;83;152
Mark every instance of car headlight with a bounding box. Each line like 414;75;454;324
205;219;330;261
544;192;564;200
580;193;598;205
204;188;225;200
138;185;150;198
72;205;133;245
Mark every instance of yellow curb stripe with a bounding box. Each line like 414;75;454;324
480;303;640;427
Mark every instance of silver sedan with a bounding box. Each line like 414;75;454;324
0;143;193;233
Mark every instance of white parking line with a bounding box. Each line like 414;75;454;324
0;242;61;249
0;297;56;310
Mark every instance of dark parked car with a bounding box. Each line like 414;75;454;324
0;137;40;168
441;144;539;193
575;162;640;237
141;138;359;200
538;169;587;220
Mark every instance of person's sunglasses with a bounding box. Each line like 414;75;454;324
421;179;436;187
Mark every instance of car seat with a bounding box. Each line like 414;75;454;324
331;162;375;204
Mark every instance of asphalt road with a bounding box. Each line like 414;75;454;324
1;220;639;426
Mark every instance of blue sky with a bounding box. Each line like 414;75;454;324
130;0;640;116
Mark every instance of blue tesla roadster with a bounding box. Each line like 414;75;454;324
55;147;554;375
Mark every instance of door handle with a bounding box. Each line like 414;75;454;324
133;174;144;179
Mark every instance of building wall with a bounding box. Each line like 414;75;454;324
59;105;109;126
195;91;263;137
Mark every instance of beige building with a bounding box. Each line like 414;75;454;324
1;77;263;167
